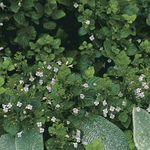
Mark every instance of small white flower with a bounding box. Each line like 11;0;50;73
139;92;145;98
18;1;22;7
29;75;35;82
80;94;85;99
23;84;29;92
73;3;79;8
73;108;79;114
51;78;56;85
39;79;43;85
134;88;141;94
93;83;97;86
19;80;24;84
17;131;23;138
65;134;69;138
107;59;112;63
42;97;47;100
17;101;23;107
0;23;3;26
37;122;42;128
55;104;60;108
102;100;107;106
147;106;150;112
2;104;8;113
47;100;52;105
36;71;43;77
142;82;149;89
25;104;33;110
51;116;56;122
54;67;59;73
94;101;99;106
137;39;141;43
57;61;62;65
122;101;126;106
109;106;115;112
115;106;121;112
85;20;90;25
0;2;6;10
110;113;115;119
136;107;141;112
99;47;103;51
103;108;108;117
47;65;52;70
66;121;70;125
82;83;89;88
39;128;44;133
89;35;95;41
118;92;123;97
46;86;52;92
139;74;145;81
73;142;78;148
7;103;12;109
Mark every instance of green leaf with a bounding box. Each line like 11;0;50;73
0;129;43;150
133;107;150;150
80;116;130;150
14;12;26;25
146;14;150;26
85;139;104;150
84;66;95;78
0;87;6;94
43;21;56;30
10;1;20;13
0;77;4;86
118;111;128;123
51;10;66;20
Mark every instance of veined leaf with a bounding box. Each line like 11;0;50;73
133;107;150;150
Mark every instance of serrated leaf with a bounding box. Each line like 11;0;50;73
0;129;43;150
133;107;150;150
80;116;130;150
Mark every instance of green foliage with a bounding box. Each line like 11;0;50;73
84;139;103;150
79;116;129;150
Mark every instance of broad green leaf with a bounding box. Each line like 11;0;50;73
0;77;4;86
85;139;104;150
43;21;56;30
146;14;150;26
51;10;66;20
133;107;150;150
80;116;129;150
84;66;95;78
0;129;43;150
0;87;6;94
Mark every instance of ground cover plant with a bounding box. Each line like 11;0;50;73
1;0;150;149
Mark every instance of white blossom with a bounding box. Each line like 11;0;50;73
0;2;6;10
67;121;70;125
107;59;112;63
82;83;89;88
17;101;22;107
23;84;29;92
17;131;23;138
56;104;60;108
36;71;43;77
139;74;145;81
46;85;52;92
19;80;24;84
25;104;33;110
89;35;95;41
136;107;141;112
39;128;45;133
115;106;121;112
103;108;108;117
94;101;99;106
54;67;59;73
80;94;85;99
118;92;123;97
73;142;78;148
110;113;115;119
51;116;56;122
39;79;43;85
29;75;35;82
57;61;62;65
0;23;3;26
73;3;79;8
47;65;52;70
7;103;12;109
2;104;8;113
109;106;115;112
37;122;42;128
122;101;126;106
51;78;56;85
85;20;90;25
102;100;107;106
73;108;79;114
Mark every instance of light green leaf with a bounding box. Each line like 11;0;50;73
0;77;4;86
80;116;129;150
133;107;150;150
85;139;104;150
0;129;43;150
51;10;66;20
